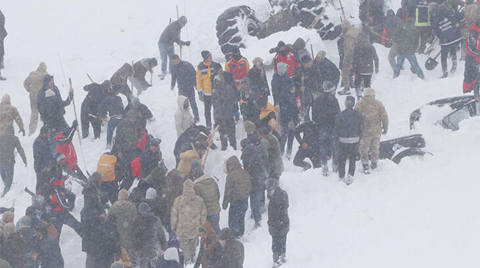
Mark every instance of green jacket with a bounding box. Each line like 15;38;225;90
0;126;26;167
395;21;420;55
194;174;221;216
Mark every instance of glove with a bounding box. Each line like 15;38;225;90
68;91;74;100
184;41;191;46
19;129;25;136
72;120;79;129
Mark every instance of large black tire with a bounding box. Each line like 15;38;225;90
216;5;261;56
391;148;427;164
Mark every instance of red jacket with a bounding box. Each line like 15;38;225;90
225;57;250;88
466;23;480;62
55;131;78;170
274;50;299;77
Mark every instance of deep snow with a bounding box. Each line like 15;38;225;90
1;0;480;267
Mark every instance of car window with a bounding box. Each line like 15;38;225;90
442;106;471;130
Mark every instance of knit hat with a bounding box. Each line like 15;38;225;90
201;50;211;61
293;38;306;50
363;87;375;97
138;202;151;215
212;62;223;73
118;189;129;200
301;55;312;64
240;138;250;149
316;50;326;61
345;96;356;109
244;120;256;134
45;89;55;98
190;160;204;179
145;188;157;199
178;16;187;25
323;81;336;93
164;248;180;263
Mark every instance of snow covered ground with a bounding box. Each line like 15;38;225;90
1;0;480;267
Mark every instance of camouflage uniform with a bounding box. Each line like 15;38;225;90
340;20;360;92
0;95;24;136
23;62;48;135
354;88;388;167
171;179;207;263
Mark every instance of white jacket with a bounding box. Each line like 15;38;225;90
175;95;193;137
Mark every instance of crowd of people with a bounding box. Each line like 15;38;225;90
0;0;479;267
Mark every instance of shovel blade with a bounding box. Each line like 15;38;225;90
425;57;438;71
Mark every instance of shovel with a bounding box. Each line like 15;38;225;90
425;51;441;71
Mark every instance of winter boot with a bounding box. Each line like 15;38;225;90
322;165;329;176
0;71;5;81
451;62;457;74
338;87;351;95
339;176;345;182
362;163;370;174
440;72;448;78
345;175;353;185
355;87;363;100
371;162;377;170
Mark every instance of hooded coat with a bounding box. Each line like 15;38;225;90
171;180;207;239
267;187;290;237
0;95;24;135
353;33;379;74
341;20;360;73
223;156;252;209
262;132;284;178
175;95;194;138
24;62;48;108
132;203;167;259
38;234;64;268
354;90;389;137
219;228;244;268
193;174;221;216
0;125;26;167
198;221;223;268
108;197;137;251
271;63;299;126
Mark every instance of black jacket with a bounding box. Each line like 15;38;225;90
81;82;109;116
171;60;196;90
334;108;364;142
159;20;186;46
294;121;321;148
267;188;290;237
98;95;124;118
312;93;340;130
293;65;321;105
139;149;161;178
247;68;270;97
33;135;53;173
38;235;64;268
212;73;239;120
313;57;340;88
241;134;268;192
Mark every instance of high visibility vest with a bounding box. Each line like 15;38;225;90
97;154;117;182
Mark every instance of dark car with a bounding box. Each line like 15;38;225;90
378;134;429;164
410;95;480;131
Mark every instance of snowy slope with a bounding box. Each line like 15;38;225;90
1;0;480;267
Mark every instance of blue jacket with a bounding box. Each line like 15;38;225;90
271;72;298;126
33;135;53;173
171;60;196;90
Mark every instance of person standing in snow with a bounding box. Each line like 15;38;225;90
338;19;360;96
393;18;425;80
257;127;284;180
37;75;73;132
80;80;110;140
24;62;49;135
312;81;340;176
0;125;27;197
196;221;223;268
212;73;239;151
273;41;299;78
196;51;216;129
108;189;137;259
33;126;54;195
355;88;388;173
158;16;190;77
0;9;6;81
271;62;299;158
0;94;25;136
352;32;379;99
266;178;289;267
33;223;64;268
98;89;125;150
225;47;250;122
171;179;207;264
131;58;157;96
334;96;364;184
171;54;199;123
175;95;194;138
223;155;251;238
248;57;270;99
218;227;244;268
133;202;167;268
429;3;462;78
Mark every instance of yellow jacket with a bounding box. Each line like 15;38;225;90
196;61;214;95
260;102;278;132
177;150;198;177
